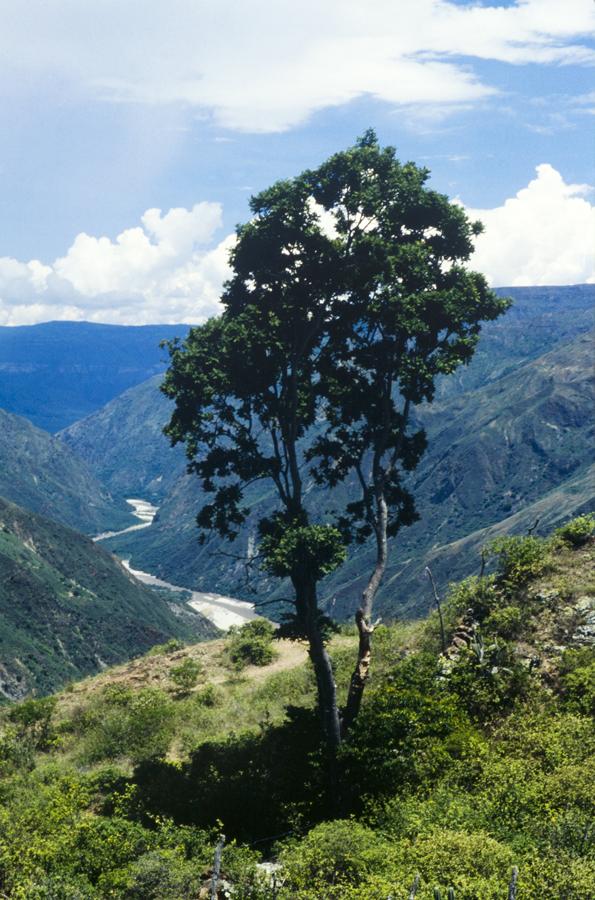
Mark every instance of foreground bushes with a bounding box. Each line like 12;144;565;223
0;523;593;897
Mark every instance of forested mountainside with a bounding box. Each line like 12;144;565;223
0;496;217;700
89;329;595;618
0;408;134;535
0;522;593;897
0;321;189;432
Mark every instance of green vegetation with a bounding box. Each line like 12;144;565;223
0;522;592;896
226;619;279;670
556;513;595;548
0;496;218;698
0;407;133;535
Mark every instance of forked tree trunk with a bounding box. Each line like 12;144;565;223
341;494;388;735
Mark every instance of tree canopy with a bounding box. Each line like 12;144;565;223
162;130;509;752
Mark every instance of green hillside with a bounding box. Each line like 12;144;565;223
0;522;593;897
0;496;218;700
60;375;184;502
0;408;135;535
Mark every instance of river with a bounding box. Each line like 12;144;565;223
95;498;256;631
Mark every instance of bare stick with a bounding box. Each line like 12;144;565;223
425;566;446;654
210;833;225;900
508;866;518;900
408;874;420;899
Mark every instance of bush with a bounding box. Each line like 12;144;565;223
556;513;595;548
147;638;186;656
559;648;595;716
77;687;176;764
170;658;203;694
445;638;532;719
340;654;480;802
278;820;399;898
487;535;551;587
226;618;278;670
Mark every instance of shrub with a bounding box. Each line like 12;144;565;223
170;659;203;694
487;535;550;587
147;638;186;656
398;828;515;899
7;696;58;751
555;513;595;548
446;638;532;719
78;688;176;764
227;618;278;670
340;654;480;801
559;647;595;716
278;820;398;897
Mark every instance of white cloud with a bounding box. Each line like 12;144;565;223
464;164;595;286
0;1;593;133
1;164;593;325
0;204;234;326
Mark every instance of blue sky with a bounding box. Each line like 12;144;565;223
0;0;593;325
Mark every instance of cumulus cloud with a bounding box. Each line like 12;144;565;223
1;165;593;325
1;1;594;132
0;203;234;326
465;164;595;286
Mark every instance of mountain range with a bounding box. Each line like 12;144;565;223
58;285;595;619
0;320;189;432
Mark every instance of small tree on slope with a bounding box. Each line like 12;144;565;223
161;131;509;757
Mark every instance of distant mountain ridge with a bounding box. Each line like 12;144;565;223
0;496;218;699
61;285;594;618
0;321;190;432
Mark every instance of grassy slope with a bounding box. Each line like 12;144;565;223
33;531;595;770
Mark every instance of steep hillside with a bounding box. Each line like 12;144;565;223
105;332;595;618
0;407;134;534
0;320;189;432
0;497;217;699
60;375;185;502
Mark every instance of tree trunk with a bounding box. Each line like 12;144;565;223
292;573;341;753
341;495;388;735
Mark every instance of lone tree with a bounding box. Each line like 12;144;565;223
162;131;508;754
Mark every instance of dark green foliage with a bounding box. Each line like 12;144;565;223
559;647;595;716
340;654;481;801
260;524;346;580
487;535;551;587
132;707;327;843
226;618;279;669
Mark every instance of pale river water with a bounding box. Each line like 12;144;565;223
95;498;256;631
